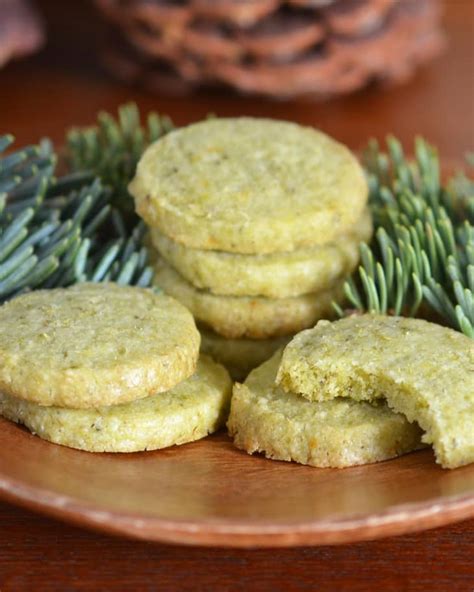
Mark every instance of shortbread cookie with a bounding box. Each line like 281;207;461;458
228;352;422;468
153;259;340;338
277;315;474;468
0;355;231;453
200;328;291;380
0;283;200;408
150;208;372;298
130;118;368;254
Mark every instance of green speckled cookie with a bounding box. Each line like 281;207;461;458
0;283;200;408
150;208;372;298
130;117;368;254
227;352;422;468
277;315;474;469
0;355;231;453
200;327;291;380
153;259;341;339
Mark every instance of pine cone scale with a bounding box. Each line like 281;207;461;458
324;0;397;37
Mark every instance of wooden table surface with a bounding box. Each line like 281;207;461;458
1;0;473;590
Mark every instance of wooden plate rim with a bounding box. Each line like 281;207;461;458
1;472;474;547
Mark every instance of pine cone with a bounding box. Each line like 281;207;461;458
0;0;44;68
96;0;445;99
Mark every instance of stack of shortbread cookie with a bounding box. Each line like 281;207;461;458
130;117;371;379
228;315;474;469
0;283;232;452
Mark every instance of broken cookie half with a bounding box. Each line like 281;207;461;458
228;351;423;469
277;315;474;469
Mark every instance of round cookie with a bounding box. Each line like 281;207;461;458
0;355;232;453
153;259;340;339
228;352;423;468
276;315;474;469
0;283;200;408
150;208;372;298
130;117;368;254
200;328;291;380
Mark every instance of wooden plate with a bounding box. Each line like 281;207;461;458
0;418;473;547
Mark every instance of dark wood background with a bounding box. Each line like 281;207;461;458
1;1;474;590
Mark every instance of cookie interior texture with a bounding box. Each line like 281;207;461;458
227;352;422;468
0;355;232;453
130;117;368;254
153;258;341;339
277;315;474;469
0;283;200;409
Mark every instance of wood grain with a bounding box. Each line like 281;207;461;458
0;502;473;592
0;0;473;588
1;420;474;547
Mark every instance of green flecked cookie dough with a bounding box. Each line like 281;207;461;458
227;352;422;468
130;117;368;254
277;315;474;469
0;355;232;453
200;327;291;381
150;208;372;298
0;283;200;409
153;259;341;339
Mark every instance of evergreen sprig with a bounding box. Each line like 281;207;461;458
335;137;474;338
66;103;174;223
0;134;153;301
6;103;472;339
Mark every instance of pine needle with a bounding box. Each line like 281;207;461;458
337;137;474;338
66;102;174;227
0;131;153;300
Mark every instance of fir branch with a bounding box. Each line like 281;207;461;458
0;134;153;301
337;137;474;338
66;103;174;224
